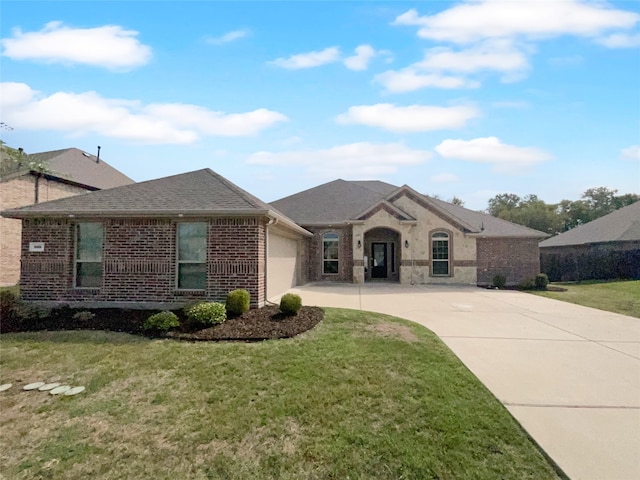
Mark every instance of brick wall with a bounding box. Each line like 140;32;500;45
19;216;267;308
305;226;353;282
476;237;541;286
1;175;90;286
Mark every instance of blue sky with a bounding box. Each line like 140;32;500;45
1;0;639;210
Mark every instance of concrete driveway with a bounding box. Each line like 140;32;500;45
282;283;640;480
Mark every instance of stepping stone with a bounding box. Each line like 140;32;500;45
23;382;45;390
38;383;61;391
49;386;71;395
64;386;85;396
0;384;12;392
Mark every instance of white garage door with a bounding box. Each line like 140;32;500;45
267;229;299;300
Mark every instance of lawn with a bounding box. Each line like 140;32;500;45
531;279;640;318
0;308;563;480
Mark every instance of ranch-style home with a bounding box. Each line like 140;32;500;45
1;169;547;309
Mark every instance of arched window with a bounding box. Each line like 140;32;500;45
431;231;450;276
323;232;339;274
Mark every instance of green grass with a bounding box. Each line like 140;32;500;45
531;280;640;318
0;308;563;480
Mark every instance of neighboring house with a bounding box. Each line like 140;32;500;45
0;148;134;286
539;201;640;281
1;169;311;308
271;179;547;287
1;171;547;309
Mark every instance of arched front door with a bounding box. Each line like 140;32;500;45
364;228;400;282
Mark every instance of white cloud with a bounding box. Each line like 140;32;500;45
0;82;288;144
270;46;341;69
417;39;530;81
247;142;431;178
335;103;479;133
621;145;640;161
435;136;552;173
596;32;640;48
393;1;639;44
1;21;151;69
430;173;460;183
374;68;478;93
205;29;250;45
343;44;376;71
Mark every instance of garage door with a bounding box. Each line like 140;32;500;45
267;229;299;300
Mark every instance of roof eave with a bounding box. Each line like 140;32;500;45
1;208;274;219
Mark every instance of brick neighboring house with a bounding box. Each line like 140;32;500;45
1;169;311;308
0;148;134;286
540;201;640;281
271;180;547;287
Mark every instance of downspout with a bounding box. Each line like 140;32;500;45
34;173;40;204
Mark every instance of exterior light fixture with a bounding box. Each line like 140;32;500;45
357;240;362;248
405;240;409;248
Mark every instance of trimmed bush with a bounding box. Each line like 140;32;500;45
535;273;549;290
186;302;226;326
279;293;302;316
144;311;180;332
518;278;536;291
0;289;19;320
73;310;95;322
492;274;507;289
226;289;250;316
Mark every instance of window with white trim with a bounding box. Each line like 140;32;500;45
75;222;103;288
431;231;450;276
323;232;339;274
177;222;207;289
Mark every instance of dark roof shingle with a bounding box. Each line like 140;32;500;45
540;201;640;247
2;169;273;217
2;148;133;189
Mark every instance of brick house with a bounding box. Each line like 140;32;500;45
271;180;547;287
540;201;640;281
0;148;134;286
1;169;311;308
2;170;546;309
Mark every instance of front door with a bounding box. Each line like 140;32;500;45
371;243;387;279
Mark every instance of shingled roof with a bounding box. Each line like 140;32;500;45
1;148;133;190
1;169;309;235
272;179;547;238
540;201;640;248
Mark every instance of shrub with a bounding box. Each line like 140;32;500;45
535;273;549;290
279;293;302;316
144;311;180;332
73;310;95;322
518;278;536;290
492;274;507;289
226;289;250;316
186;302;226;326
0;289;19;320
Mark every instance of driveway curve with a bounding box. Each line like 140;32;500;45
281;283;640;480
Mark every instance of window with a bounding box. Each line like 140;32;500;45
177;222;207;289
323;232;339;274
431;232;450;276
75;223;103;288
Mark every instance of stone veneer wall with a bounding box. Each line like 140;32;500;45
476;237;541;286
1;175;90;286
19;216;267;308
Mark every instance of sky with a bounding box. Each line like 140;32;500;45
1;0;639;211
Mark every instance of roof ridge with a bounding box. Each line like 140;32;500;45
204;168;268;210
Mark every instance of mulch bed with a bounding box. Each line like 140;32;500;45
0;304;324;341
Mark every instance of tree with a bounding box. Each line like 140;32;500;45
487;193;521;217
449;196;465;206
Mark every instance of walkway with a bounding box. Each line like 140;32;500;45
282;284;640;480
